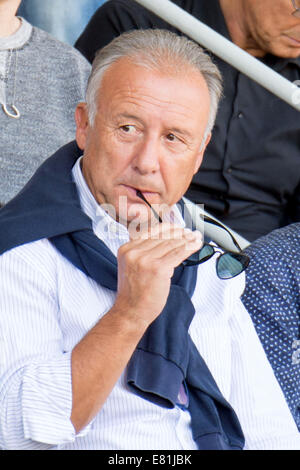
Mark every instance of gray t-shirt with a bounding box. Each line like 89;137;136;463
0;18;91;204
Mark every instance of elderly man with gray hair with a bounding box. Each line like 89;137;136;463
0;29;298;451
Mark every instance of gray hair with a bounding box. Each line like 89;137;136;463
86;29;223;142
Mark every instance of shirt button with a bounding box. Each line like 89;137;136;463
227;167;233;173
177;383;188;406
237;112;244;118
108;223;118;233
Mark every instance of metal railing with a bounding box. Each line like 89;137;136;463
134;0;300;111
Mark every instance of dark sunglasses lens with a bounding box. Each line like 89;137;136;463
217;252;249;279
183;244;214;265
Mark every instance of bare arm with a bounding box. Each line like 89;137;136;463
70;224;202;433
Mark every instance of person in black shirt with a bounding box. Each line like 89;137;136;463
75;0;300;242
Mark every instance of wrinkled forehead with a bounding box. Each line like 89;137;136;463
97;58;210;125
99;57;209;102
100;55;207;89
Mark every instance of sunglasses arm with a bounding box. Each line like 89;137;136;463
203;215;243;252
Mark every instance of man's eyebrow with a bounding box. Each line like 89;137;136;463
115;113;143;123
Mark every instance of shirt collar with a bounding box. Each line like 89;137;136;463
263;54;300;72
0;17;32;51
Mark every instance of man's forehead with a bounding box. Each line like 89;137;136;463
99;58;210;115
100;56;208;94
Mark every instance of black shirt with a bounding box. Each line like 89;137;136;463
75;0;300;241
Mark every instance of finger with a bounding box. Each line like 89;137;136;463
133;231;202;263
123;229;202;259
130;223;201;242
129;222;183;240
156;234;203;266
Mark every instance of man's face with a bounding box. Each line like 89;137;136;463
243;0;300;57
75;58;211;224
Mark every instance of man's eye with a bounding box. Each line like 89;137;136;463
166;133;180;143
120;125;135;133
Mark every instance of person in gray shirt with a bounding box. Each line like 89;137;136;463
0;0;91;205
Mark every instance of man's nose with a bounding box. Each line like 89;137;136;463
132;137;160;175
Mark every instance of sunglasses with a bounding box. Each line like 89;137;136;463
136;190;250;280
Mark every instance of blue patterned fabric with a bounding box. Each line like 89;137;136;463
242;224;300;429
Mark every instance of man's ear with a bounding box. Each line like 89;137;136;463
193;132;211;174
75;103;90;150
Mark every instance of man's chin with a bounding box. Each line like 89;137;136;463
270;37;300;58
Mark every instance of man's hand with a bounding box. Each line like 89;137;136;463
71;224;202;433
114;224;203;328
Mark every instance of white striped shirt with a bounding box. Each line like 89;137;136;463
0;157;299;450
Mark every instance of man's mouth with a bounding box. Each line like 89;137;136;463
284;34;300;45
121;184;158;200
136;190;163;223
